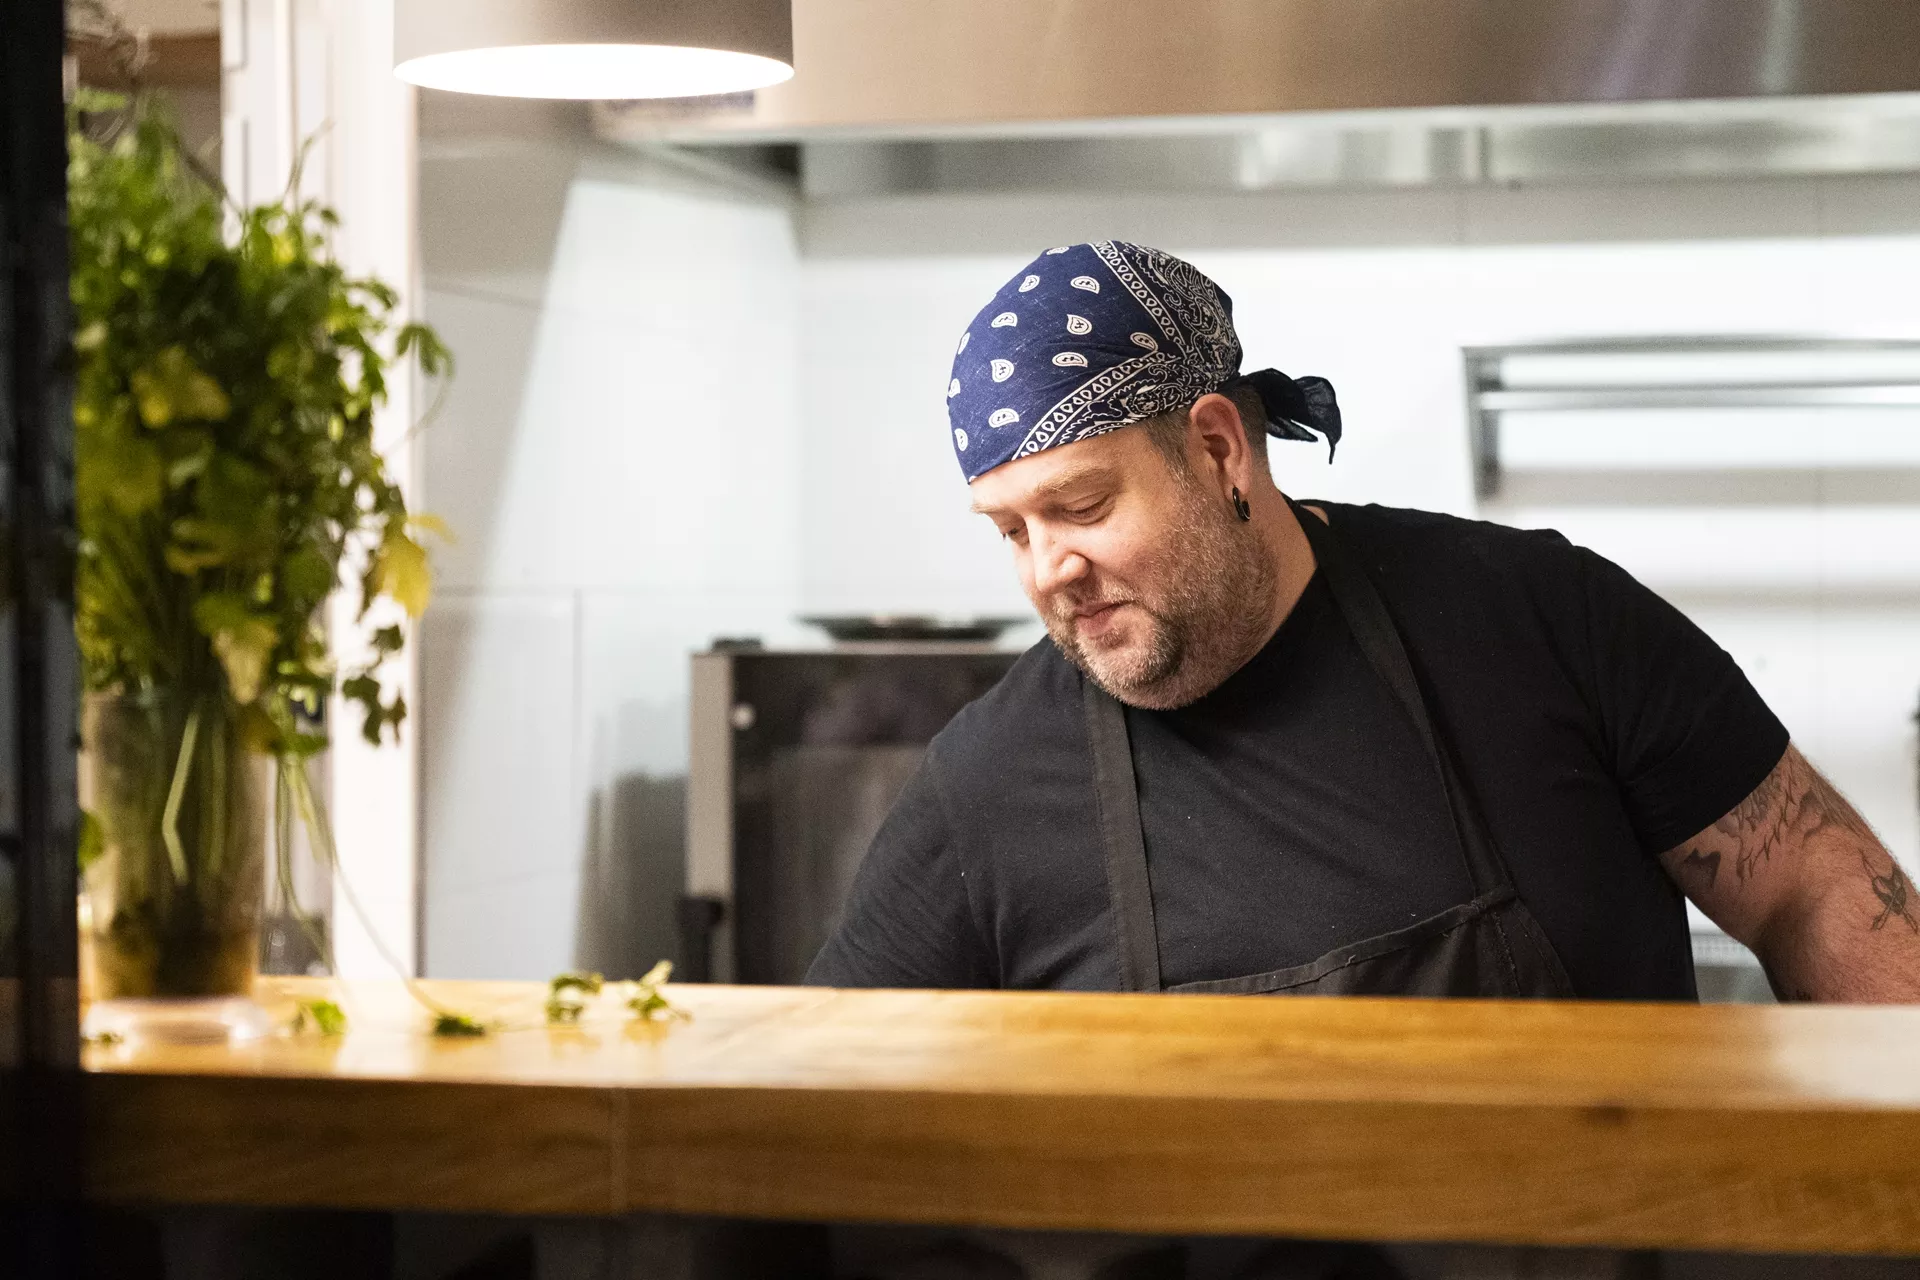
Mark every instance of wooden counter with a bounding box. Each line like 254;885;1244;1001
82;979;1920;1255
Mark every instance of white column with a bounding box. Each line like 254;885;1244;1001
224;0;422;977
317;0;421;978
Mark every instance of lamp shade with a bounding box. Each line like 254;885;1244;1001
394;0;793;100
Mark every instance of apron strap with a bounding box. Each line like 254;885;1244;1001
1082;679;1165;992
1290;500;1514;899
1081;499;1524;993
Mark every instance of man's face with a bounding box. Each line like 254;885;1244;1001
969;420;1277;710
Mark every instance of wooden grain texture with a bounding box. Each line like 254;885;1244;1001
82;979;1920;1253
83;1074;616;1215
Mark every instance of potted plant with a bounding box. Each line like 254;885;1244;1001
69;86;449;1037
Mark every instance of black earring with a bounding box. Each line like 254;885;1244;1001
1231;487;1252;522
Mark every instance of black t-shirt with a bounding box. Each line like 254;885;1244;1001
806;503;1789;1000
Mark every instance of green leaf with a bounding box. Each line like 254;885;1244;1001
374;529;431;618
625;960;686;1023
79;420;165;516
193;593;278;703
129;345;230;427
550;970;604;997
292;998;348;1036
167;454;276;573
210;621;276;704
72;87;130;115
236;704;282;754
77;810;106;872
339;672;381;704
431;1011;489;1038
281;545;336;604
407;512;456;544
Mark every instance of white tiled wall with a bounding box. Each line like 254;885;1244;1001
418;144;802;978
419;593;580;976
421;150;1920;977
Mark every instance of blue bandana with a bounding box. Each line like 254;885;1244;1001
945;240;1340;482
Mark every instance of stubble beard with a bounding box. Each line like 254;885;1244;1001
1041;480;1280;711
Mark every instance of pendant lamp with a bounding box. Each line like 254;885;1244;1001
394;0;793;100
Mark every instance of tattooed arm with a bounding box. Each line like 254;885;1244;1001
1659;744;1920;1002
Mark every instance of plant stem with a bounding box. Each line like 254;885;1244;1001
282;753;452;1017
160;704;201;884
204;706;227;888
272;756;334;973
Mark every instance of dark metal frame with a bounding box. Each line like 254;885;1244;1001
2;0;83;1273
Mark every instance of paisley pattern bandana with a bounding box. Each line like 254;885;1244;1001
945;240;1341;482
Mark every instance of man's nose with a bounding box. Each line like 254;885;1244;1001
1029;527;1090;597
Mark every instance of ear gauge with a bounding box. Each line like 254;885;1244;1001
1231;487;1252;522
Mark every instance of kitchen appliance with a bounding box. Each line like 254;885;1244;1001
684;630;1024;984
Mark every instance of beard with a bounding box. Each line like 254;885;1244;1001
1040;478;1280;710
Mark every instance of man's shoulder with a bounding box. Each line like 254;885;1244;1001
926;636;1082;787
1316;501;1587;583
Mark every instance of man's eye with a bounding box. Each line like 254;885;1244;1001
1066;501;1108;522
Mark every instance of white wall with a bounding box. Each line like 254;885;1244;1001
417;142;803;979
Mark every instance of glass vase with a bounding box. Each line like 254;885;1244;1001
80;691;272;1042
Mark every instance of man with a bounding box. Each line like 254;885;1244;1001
808;240;1920;1001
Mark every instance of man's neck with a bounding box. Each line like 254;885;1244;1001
1257;490;1322;647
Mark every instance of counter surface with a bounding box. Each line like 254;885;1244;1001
82;978;1920;1253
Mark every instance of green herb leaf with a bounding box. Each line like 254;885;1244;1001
431;1011;489;1038
129;345;230;427
374;528;432;618
624;960;687;1023
545;970;605;1025
193;594;278;704
550;970;604;997
291;998;348;1036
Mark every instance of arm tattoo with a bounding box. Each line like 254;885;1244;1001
1713;762;1807;885
1674;747;1920;997
1863;850;1919;934
1678;746;1919;938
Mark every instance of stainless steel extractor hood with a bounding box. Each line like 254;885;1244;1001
600;0;1920;142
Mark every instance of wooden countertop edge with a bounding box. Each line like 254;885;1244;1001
80;1071;1920;1254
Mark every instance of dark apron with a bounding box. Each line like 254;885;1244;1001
1083;501;1575;998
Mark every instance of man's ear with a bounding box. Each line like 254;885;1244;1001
1187;392;1257;494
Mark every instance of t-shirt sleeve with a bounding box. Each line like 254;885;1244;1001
805;751;995;988
1546;539;1789;854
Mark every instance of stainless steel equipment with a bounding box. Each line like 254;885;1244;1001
684;637;1022;984
1464;336;1920;500
601;0;1920;141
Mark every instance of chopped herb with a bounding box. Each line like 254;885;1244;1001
549;970;603;998
431;1011;489;1037
291;998;347;1036
546;969;605;1024
625;960;687;1023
